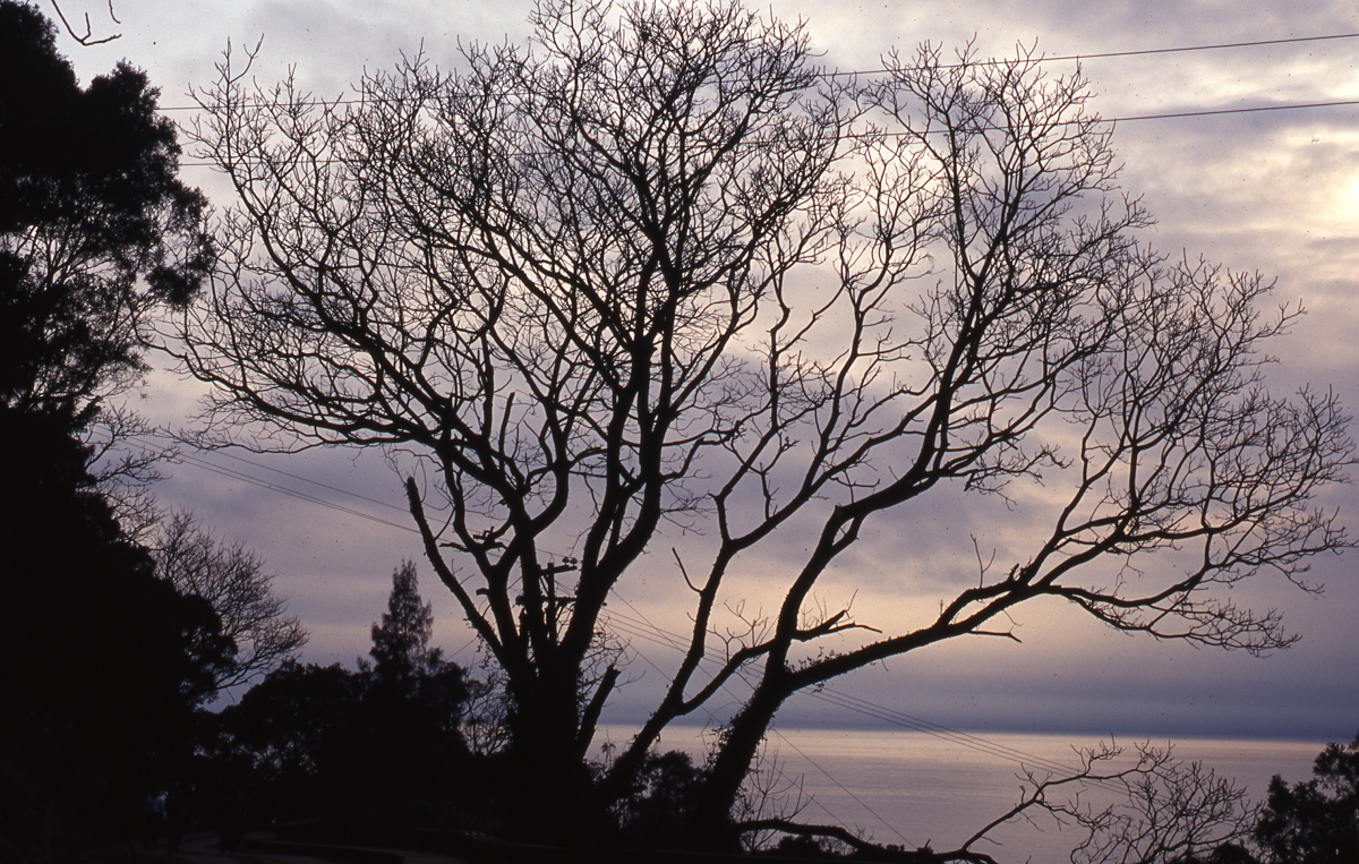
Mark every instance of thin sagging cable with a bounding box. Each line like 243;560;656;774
1115;98;1359;123
155;31;1359;113
97;433;1183;800
104;431;421;533
174;450;417;531
212;446;410;514
604;614;1131;801
611;616;909;846
109;429;500;532
803;689;1127;793
801;684;1077;771
1009;31;1359;65
602;604;1130;795
766;726;917;848
131;426;414;515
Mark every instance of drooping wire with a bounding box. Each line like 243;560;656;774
605;600;916;847
603;602;1129;796
101;428;1168;803
155;30;1359;113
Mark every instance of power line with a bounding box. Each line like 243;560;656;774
209;445;410;514
172;449;418;531
1014;31;1359;65
1114;98;1359;124
602;602;1129;797
168;93;1359;170
768;727;916;847
154;30;1359;114
99;432;1182;804
103;430;421;533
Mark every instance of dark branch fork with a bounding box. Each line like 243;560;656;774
178;4;1354;853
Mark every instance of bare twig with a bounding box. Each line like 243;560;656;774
48;0;120;44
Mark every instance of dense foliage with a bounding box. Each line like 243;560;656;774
0;5;223;860
209;565;478;833
1254;733;1359;864
0;0;212;426
0;405;235;861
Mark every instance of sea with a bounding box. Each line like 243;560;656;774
594;725;1324;863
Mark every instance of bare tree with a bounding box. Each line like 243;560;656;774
1021;743;1259;864
154;511;306;692
179;0;1353;850
778;742;1258;864
461;660;512;758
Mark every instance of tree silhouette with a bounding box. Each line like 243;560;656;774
213;564;473;834
0;6;225;858
368;559;435;686
352;562;470;820
211;661;362;823
613;750;710;850
1254;733;1359;864
1;0;211;425
0;406;234;860
181;0;1355;851
154;510;307;694
0;0;213;536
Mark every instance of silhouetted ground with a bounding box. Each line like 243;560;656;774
91;831;470;864
93;829;883;864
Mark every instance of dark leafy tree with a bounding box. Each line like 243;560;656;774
0;405;234;861
1174;845;1262;864
346;562;471;824
1254;733;1359;864
211;662;362;822
613;750;710;849
1;0;213;539
367;559;435;686
213;565;472;833
0;7;223;859
0;0;211;430
181;0;1355;852
154;510;307;694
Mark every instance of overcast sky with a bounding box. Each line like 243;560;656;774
53;0;1359;742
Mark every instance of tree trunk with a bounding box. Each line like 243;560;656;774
501;663;605;845
689;679;791;850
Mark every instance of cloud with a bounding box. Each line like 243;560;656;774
64;0;1359;741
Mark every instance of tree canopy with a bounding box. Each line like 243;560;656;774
0;404;235;861
1254;733;1359;864
0;5;227;859
368;559;437;685
0;0;212;430
212;563;472;831
180;0;1355;853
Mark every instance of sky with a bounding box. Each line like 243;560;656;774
50;0;1359;743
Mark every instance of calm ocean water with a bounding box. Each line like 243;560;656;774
595;725;1323;863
